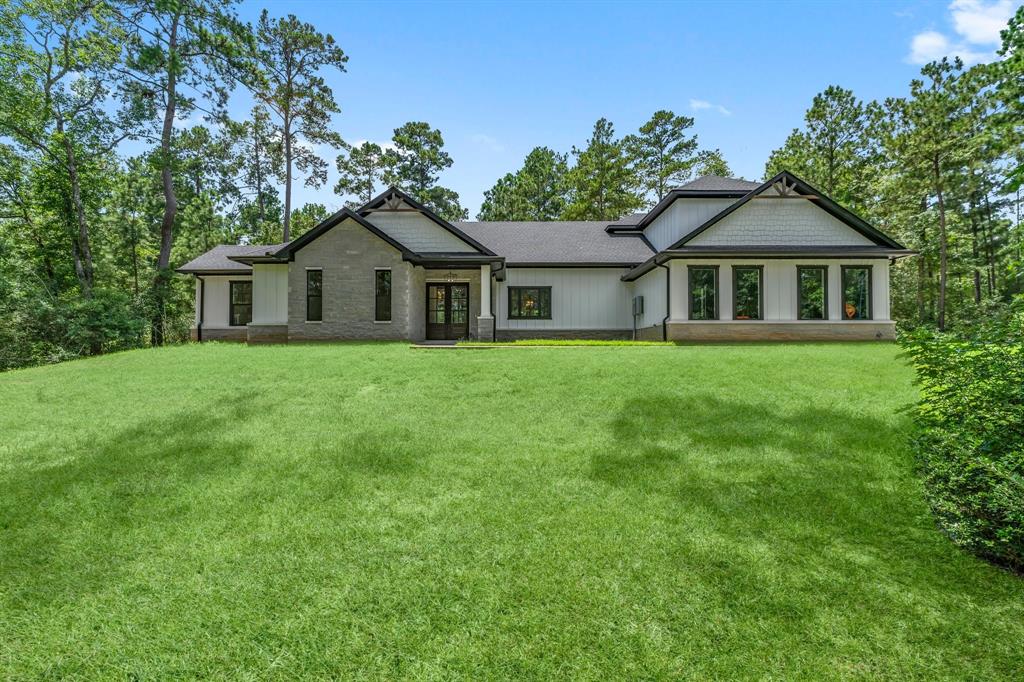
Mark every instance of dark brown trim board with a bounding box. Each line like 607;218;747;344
840;264;873;320
731;265;764;321
228;280;252;327
507;286;553;320
687;265;719;321
796;265;829;320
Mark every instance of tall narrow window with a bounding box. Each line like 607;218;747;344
375;269;391;322
732;266;763;320
841;266;871;320
229;281;252;326
306;269;322;322
797;266;828;320
688;266;718;320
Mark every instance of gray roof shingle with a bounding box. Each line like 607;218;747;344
176;243;287;273
455;221;653;265
675;176;761;192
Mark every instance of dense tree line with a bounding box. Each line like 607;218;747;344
0;0;468;369
477;112;731;221
765;11;1024;330
1;1;1022;371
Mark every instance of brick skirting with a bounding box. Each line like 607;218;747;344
191;327;247;342
495;329;633;341
666;321;896;341
247;324;289;344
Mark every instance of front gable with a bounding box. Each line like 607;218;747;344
686;193;875;247
357;188;495;255
363;199;479;253
668;171;905;250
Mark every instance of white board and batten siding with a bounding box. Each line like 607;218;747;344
667;259;891;322
252;263;288;324
644;198;737;251
496;268;634;330
194;274;251;329
632;267;666;329
367;210;478;253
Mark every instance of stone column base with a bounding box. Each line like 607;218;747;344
476;316;495;341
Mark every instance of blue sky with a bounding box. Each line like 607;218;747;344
226;0;1019;217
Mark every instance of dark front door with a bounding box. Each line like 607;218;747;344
426;283;470;340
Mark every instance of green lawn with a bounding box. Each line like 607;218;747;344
1;343;1021;679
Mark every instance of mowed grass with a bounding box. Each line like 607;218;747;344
1;343;1022;680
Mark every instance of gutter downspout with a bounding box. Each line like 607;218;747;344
656;261;670;342
196;275;205;342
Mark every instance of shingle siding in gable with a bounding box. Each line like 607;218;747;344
686;199;876;247
644;198;738;251
365;211;477;253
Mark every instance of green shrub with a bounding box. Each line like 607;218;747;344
901;311;1024;572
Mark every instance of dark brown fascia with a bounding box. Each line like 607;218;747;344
621;246;917;282
604;190;750;234
665;170;908;250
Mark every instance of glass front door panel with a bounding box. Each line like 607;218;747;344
428;285;446;324
451;285;468;324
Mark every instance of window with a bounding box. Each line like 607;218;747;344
306;269;322;322
374;269;391;322
508;286;551;319
797;266;828;320
732;266;763;320
841;266;872;320
688;266;718;320
229;281;252;326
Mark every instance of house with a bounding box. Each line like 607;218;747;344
177;171;914;343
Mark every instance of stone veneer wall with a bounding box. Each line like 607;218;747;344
287;217;414;341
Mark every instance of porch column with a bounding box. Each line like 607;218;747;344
478;263;494;341
480;264;492;317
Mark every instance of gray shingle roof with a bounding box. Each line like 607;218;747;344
675;176;761;192
455;221;653;265
176;243;287;273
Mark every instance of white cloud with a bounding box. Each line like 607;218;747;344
689;99;732;116
469;133;504;153
951;0;1015;43
907;0;1017;64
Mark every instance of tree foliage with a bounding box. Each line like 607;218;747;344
253;9;346;240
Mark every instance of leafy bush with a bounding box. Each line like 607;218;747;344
901;310;1024;572
0;285;146;371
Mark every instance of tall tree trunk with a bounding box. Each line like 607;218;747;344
982;192;997;296
283;121;292;242
58;124;94;296
933;155;948;331
152;13;181;347
970;211;981;304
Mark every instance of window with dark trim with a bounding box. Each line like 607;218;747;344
688;266;718;320
306;269;322;322
797;266;828;320
229;280;252;326
841;265;872;320
374;269;391;322
732;266;763;320
508;286;551;319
